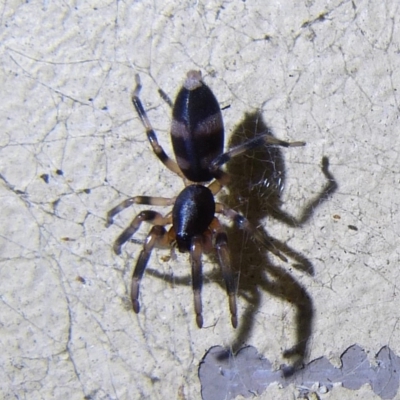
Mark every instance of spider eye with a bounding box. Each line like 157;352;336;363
174;233;189;253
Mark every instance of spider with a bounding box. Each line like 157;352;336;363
107;70;305;328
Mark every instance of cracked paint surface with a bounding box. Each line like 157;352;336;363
199;344;400;399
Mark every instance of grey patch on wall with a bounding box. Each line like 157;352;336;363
199;345;400;399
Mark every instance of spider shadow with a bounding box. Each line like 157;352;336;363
216;111;337;367
143;110;337;369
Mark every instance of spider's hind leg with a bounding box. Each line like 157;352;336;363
132;74;184;178
210;218;238;328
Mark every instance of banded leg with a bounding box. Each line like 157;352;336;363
131;225;171;313
210;218;238;328
190;235;204;328
107;195;175;226
211;134;305;171
112;210;171;255
207;169;230;196
132;74;185;178
158;88;173;108
216;203;287;262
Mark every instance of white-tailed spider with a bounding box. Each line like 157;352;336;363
107;70;305;328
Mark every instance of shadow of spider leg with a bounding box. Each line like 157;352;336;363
216;203;287;262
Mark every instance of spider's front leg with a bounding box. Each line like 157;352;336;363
190;235;205;328
190;223;238;329
210;218;238;328
131;225;173;313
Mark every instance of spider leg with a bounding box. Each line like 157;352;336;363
210;134;305;171
216;203;287;262
158;88;173;108
112;210;171;255
207;132;302;195
107;195;175;226
210;218;238;328
132;74;185;178
131;225;171;313
190;235;205;328
207;169;230;195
